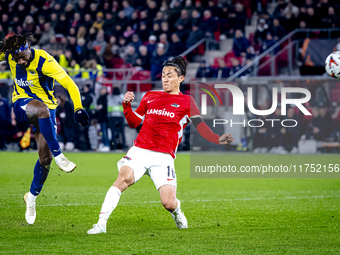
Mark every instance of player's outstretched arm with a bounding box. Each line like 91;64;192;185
42;56;90;127
191;116;234;145
58;75;90;127
122;91;144;128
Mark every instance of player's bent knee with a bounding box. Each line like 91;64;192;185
161;198;177;212
114;166;135;191
37;104;50;118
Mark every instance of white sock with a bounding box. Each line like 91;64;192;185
27;192;37;202
54;153;64;163
98;186;122;224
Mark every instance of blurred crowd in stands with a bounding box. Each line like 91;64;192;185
1;0;340;153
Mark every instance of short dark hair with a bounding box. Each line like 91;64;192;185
163;56;188;77
0;33;33;55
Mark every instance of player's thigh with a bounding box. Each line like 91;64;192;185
117;146;148;184
35;132;53;165
148;154;177;190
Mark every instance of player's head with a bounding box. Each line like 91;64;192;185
162;56;188;93
0;33;33;69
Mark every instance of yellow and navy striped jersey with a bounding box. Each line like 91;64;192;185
0;49;81;110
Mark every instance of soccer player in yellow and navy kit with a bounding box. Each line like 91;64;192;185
0;33;90;225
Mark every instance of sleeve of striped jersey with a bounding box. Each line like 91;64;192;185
122;94;147;128
0;53;5;61
42;57;83;111
188;96;220;144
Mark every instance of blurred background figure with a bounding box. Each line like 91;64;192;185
96;86;110;152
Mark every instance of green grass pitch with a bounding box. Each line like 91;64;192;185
0;152;339;254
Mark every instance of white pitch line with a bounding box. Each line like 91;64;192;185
1;195;339;208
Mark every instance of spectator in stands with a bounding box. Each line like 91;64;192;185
186;25;204;48
196;60;215;78
23;16;35;34
56;94;78;151
117;36;128;59
218;4;233;38
229;58;242;77
64;4;75;21
39;22;55;47
81;13;94;32
300;0;314;14
147;1;159;21
184;0;195;16
322;6;340;29
16;3;28;18
130;34;142;52
194;0;204;15
29;4;39;23
68;27;77;38
0;25;5;41
208;0;219;17
152;23;162;39
212;59;230;79
159;33;170;54
175;9;192;31
125;44;138;66
281;6;299;32
10;15;21;30
167;33;186;57
316;0;330;19
200;10;217;39
138;21;150;43
270;19;286;40
129;11;139;30
260;32;279;54
305;103;334;141
92;30;107;62
160;21;172;40
150;43;168;80
282;1;299;17
136;45;151;70
253;115;272;153
233;29;249;57
140;10;151;28
147;35;157;56
70;12;81;29
96;86;110;152
50;13;59;30
107;87;125;150
154;11;165;25
0;94;10;150
122;0;135;19
89;3;99;20
231;3;247;33
37;15;46;31
76;37;88;63
1;14;9;33
176;21;190;43
254;18;269;45
116;10;129;31
55;13;69;35
272;0;287;18
92;12;105;31
191;9;201;27
75;0;88;17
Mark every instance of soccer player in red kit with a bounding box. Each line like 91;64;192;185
88;56;234;234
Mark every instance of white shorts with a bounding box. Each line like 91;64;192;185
117;146;176;190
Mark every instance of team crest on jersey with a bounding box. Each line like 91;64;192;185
123;156;131;161
171;103;180;108
29;70;36;75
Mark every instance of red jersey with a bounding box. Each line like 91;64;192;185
123;91;220;159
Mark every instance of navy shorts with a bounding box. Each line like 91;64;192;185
13;98;57;133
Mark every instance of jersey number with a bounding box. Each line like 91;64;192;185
167;166;176;179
